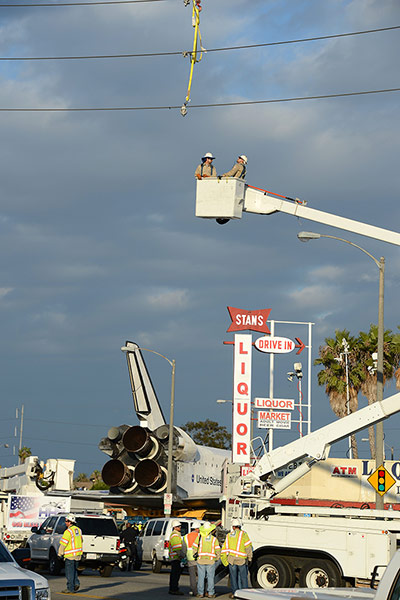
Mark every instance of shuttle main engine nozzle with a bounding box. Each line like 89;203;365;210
122;426;160;459
101;459;137;492
134;459;167;492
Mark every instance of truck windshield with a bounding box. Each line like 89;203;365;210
75;518;118;536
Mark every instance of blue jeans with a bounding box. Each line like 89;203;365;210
197;563;216;596
65;559;80;592
228;563;248;593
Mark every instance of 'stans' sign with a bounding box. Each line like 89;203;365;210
227;307;271;334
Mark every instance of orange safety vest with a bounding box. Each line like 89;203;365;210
184;530;199;561
60;525;83;558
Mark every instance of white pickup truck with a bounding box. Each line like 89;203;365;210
234;550;400;600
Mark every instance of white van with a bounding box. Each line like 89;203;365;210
139;517;204;573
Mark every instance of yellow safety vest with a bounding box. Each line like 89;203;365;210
169;530;182;560
221;530;251;561
60;525;83;558
194;535;220;561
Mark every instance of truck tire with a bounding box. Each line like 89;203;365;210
49;549;62;576
152;554;162;573
299;559;342;588
252;555;294;589
99;565;113;577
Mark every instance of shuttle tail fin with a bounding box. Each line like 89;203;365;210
122;341;166;430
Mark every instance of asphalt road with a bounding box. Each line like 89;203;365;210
46;564;234;599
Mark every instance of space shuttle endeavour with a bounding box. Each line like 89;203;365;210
99;341;230;509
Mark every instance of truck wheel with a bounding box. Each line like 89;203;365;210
252;556;294;589
99;565;113;577
49;549;62;576
299;559;342;588
152;554;162;573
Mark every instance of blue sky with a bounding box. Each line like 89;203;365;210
0;0;399;476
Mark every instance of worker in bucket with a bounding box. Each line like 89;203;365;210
192;521;220;599
195;152;217;179
222;155;247;179
221;518;252;598
58;514;83;594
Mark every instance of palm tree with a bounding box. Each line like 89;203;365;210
357;325;400;458
314;330;365;458
18;446;32;463
90;470;101;482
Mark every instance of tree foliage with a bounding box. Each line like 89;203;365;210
181;419;231;449
18;446;32;463
315;325;400;458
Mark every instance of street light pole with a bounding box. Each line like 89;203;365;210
166;359;176;499
122;345;176;513
297;232;385;510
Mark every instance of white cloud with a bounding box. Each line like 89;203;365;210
146;288;190;311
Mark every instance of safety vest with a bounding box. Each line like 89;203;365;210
221;529;251;559
169;530;183;560
60;525;83;558
184;530;199;561
194;534;220;561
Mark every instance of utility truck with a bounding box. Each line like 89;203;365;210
220;391;400;590
0;457;104;551
234;548;400;600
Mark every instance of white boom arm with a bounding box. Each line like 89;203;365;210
253;391;400;492
195;179;400;246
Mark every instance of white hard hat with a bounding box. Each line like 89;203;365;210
202;152;215;160
192;520;201;529
202;521;211;528
172;519;181;528
66;513;76;523
231;518;242;527
239;155;248;164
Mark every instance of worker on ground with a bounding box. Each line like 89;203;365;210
169;520;185;596
221;518;252;598
222;155;247;179
193;521;220;599
58;514;83;594
120;521;139;571
184;520;201;596
195;152;217;179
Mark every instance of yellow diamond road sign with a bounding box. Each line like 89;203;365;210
367;465;396;496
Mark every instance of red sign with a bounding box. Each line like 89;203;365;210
227;307;271;334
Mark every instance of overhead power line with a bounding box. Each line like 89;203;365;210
0;0;164;6
0;26;398;61
0;87;399;112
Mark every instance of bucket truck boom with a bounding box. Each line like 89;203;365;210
195;179;400;246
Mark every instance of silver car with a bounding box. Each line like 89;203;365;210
0;538;50;600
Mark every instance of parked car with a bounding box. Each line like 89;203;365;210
0;538;50;600
138;517;205;573
28;513;121;577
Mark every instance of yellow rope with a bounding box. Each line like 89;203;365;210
181;0;204;115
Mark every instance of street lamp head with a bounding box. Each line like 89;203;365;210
216;399;232;404
297;231;321;242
